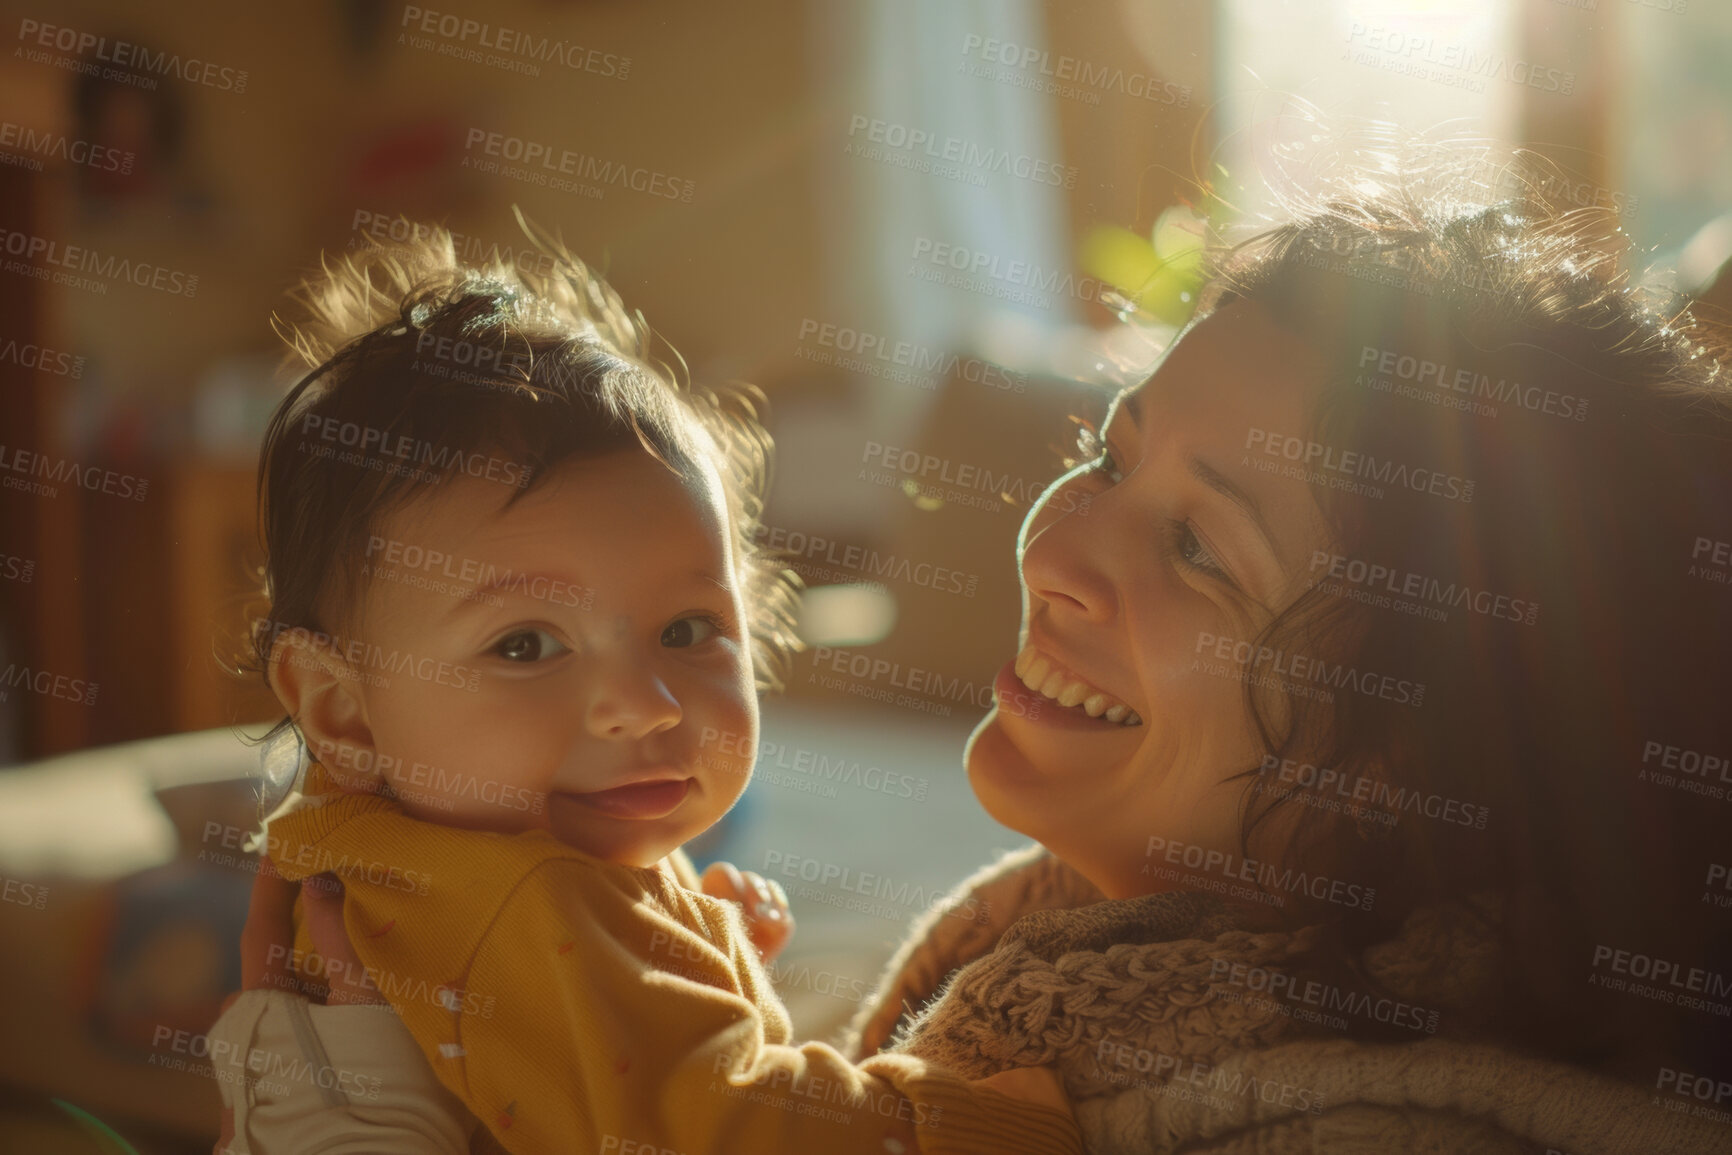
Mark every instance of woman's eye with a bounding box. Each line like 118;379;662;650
1169;520;1227;580
662;615;722;649
491;628;570;663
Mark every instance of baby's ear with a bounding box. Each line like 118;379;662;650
265;625;378;790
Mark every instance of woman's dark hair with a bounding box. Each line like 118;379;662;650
1162;134;1732;1079
234;216;801;789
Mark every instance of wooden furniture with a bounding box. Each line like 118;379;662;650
166;462;280;734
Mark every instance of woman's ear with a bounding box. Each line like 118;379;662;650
266;626;378;791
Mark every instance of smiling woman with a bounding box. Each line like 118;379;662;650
971;301;1339;908
945;148;1732;1119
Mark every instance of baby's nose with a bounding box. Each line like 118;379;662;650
583;666;682;739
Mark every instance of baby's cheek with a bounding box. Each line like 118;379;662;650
702;657;759;750
388;726;558;834
698;733;754;802
696;714;756;807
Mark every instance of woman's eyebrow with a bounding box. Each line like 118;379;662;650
1189;458;1279;562
1115;384;1282;565
692;569;731;593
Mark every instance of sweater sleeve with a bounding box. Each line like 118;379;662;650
844;844;1106;1060
441;858;1084;1155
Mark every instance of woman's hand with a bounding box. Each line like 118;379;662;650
223;859;365;1154
214;865;387;1154
232;856;301;1005
230;861;383;1007
699;860;794;964
301;872;385;1006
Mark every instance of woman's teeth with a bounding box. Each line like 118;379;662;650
1014;643;1142;726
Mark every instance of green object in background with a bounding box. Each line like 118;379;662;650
1151;204;1205;274
1132;262;1201;326
1080;225;1163;306
1080;205;1209;328
49;1100;141;1155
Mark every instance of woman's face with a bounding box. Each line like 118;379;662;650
966;301;1336;899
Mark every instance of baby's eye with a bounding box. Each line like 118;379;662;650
491;628;570;663
662;614;722;649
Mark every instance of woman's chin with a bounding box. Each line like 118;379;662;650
967;710;1129;899
964;712;1054;841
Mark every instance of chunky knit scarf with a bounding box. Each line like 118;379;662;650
841;845;1732;1155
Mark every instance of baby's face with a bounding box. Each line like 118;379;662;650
329;448;757;868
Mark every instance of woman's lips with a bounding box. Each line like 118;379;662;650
992;659;1142;731
565;778;693;819
1013;642;1140;724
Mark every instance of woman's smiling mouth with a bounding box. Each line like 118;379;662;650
1012;643;1142;725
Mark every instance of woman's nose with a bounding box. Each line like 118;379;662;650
584;665;683;740
1020;473;1118;623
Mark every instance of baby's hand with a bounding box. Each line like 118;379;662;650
700;861;794;964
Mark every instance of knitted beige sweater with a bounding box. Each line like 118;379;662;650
841;845;1732;1155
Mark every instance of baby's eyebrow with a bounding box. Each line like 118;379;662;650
442;571;589;619
440;567;732;620
477;570;583;594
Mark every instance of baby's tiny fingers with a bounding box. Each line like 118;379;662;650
740;871;788;923
700;860;747;902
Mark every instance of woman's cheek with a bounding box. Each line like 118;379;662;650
1135;591;1228;711
1161;562;1258;657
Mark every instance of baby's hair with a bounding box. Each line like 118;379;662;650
241;212;801;767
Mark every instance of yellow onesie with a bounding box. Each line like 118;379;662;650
264;760;1082;1154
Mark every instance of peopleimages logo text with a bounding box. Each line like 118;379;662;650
15;19;249;92
1244;427;1474;504
1358;345;1588;422
0;228;198;296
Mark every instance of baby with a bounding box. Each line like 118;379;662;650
206;222;1080;1154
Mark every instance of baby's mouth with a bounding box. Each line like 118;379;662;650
563;777;692;820
1014;643;1142;726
